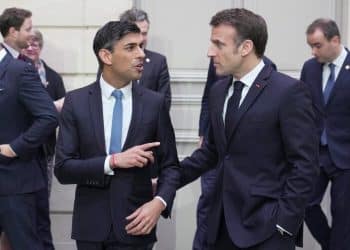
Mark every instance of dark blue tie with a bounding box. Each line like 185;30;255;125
321;63;336;145
225;81;244;138
109;90;123;154
323;63;336;104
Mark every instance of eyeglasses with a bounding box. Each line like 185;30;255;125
28;42;40;49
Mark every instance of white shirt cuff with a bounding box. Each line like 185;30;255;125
276;224;293;236
104;156;114;175
155;196;167;208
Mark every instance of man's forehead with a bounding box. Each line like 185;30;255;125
118;32;143;45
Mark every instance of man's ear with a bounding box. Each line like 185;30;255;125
240;40;254;57
98;49;112;66
8;27;18;39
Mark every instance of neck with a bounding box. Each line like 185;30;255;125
102;69;130;89
3;38;20;53
233;55;261;80
331;45;343;62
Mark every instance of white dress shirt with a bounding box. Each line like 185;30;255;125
100;75;132;175
222;60;265;123
322;45;347;91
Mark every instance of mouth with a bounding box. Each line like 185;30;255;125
134;62;144;72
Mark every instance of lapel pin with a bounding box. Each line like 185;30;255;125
145;58;150;63
345;65;350;70
255;83;261;88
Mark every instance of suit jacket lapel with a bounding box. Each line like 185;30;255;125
226;65;271;143
123;82;143;150
326;52;350;106
88;82;106;153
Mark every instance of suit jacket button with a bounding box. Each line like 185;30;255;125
225;155;230;160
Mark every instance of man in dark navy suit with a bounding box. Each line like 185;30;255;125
54;21;180;250
179;8;318;250
301;18;350;250
0;8;58;250
194;57;276;250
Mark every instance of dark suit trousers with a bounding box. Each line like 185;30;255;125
209;212;295;250
305;145;350;250
0;193;42;250
76;226;154;250
36;156;54;250
193;168;219;250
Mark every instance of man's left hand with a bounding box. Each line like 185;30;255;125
125;198;165;235
0;144;16;158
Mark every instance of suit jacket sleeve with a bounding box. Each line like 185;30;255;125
199;60;216;136
154;96;181;217
277;81;319;235
10;63;58;159
157;56;171;111
54;93;107;186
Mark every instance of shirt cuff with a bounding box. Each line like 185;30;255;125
155;196;167;208
104;156;114;175
276;224;293;236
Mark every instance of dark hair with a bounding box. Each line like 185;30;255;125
0;7;32;37
93;21;140;69
306;18;340;41
210;8;267;58
119;8;149;24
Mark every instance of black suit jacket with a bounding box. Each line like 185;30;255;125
180;64;318;248
140;49;171;111
301;52;350;169
0;51;58;195
54;82;180;245
199;56;277;137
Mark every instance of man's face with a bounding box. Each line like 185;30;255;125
135;20;149;49
207;24;243;76
307;28;340;63
22;39;41;63
107;32;145;82
14;17;33;49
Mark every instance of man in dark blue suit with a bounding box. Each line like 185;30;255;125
301;18;350;250
179;8;318;250
54;21;180;250
194;57;277;250
0;32;58;250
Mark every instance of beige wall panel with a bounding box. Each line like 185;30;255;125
244;0;336;70
85;0;132;26
139;0;234;70
0;0;84;26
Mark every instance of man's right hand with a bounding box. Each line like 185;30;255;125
110;142;160;169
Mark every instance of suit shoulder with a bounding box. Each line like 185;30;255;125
145;49;166;60
66;82;96;98
43;61;62;78
302;57;319;69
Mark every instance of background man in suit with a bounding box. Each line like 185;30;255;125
54;21;180;250
301;18;350;250
21;29;66;250
179;8;318;250
120;8;171;182
194;57;277;250
119;8;171;111
0;8;55;249
0;8;58;250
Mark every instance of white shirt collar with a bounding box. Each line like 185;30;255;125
233;60;265;87
99;75;132;100
330;45;347;68
2;42;19;59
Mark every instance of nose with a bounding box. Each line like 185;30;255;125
207;44;216;58
138;46;145;59
311;47;317;56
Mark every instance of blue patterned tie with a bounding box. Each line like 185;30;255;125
109;90;123;154
321;63;336;145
